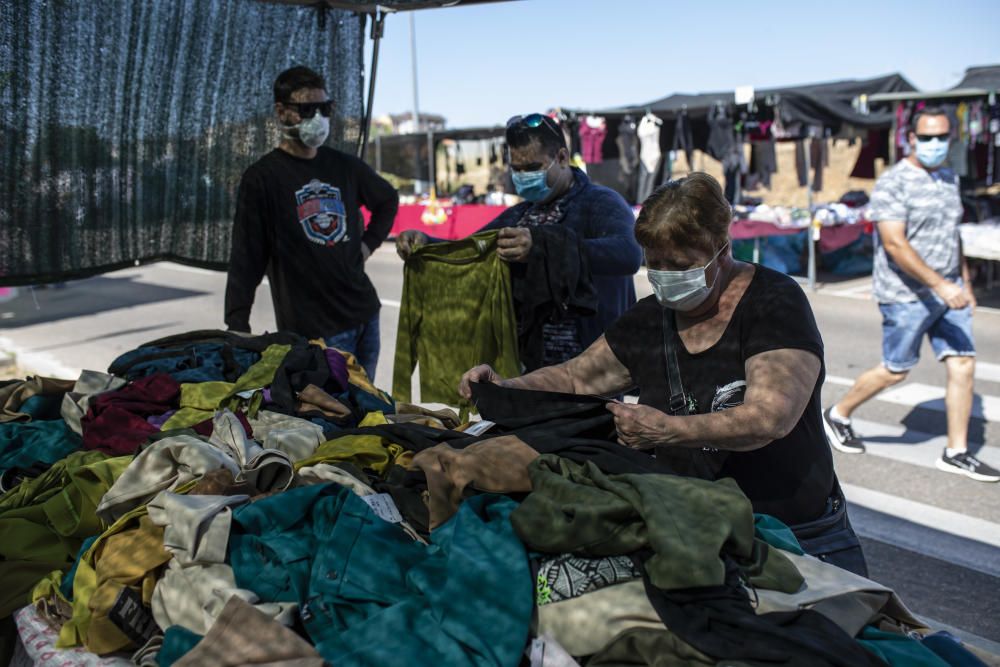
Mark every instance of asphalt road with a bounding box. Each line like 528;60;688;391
2;249;999;651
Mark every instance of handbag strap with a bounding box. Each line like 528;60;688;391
661;308;689;416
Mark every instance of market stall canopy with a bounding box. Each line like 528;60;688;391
631;73;916;128
951;64;1000;91
868;64;1000;103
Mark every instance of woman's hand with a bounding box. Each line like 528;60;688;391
606;401;670;450
396;230;429;260
497;227;533;262
458;364;504;400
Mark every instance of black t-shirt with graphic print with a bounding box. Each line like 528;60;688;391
605;265;834;525
225;147;399;338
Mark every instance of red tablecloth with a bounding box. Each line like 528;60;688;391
364;204;506;241
731;220;870;254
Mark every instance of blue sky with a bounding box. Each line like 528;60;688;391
365;0;1000;128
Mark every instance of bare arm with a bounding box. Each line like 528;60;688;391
879;220;968;309
458;335;632;399
610;348;820;452
960;236;977;310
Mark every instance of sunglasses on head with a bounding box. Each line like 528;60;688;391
507;113;564;142
284;100;334;119
915;132;949;142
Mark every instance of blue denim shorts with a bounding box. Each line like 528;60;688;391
879;296;975;373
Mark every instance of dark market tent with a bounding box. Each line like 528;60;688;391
560;73;916;204
634;73;915;128
950;64;1000;91
370;126;506;181
867;65;1000;102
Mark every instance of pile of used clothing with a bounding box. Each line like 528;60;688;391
0;331;994;667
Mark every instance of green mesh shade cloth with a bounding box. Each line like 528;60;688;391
0;0;364;285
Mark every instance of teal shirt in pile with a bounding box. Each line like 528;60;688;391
226;484;532;667
393;230;520;406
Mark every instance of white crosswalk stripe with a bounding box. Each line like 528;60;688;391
844;416;1000;470
878;381;1000;422
976;361;1000;384
825;376;1000;421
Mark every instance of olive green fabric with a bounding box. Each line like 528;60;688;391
161;382;235;431
160;344;290;430
53;506;171;654
0;450;132;618
393;231;520;407
511;456;803;593
223;344;291;402
294;412;407;476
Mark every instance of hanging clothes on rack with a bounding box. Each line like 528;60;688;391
616;116;640;203
794;130;827;192
943;103;969;178
707;104;740;203
671;110;694;172
579;116;607;164
811;133;828;192
849;130;880;180
895;102;913;158
747;120;776;189
637;113;663;203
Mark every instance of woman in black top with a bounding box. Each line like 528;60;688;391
460;173;866;575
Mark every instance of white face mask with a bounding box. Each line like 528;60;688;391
647;243;728;311
283;113;330;148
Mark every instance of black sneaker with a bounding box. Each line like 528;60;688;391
822;407;865;454
935;450;1000;482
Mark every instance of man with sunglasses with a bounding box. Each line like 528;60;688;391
825;108;998;482
225;66;399;381
397;113;641;369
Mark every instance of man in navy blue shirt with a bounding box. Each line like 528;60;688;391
397;114;641;368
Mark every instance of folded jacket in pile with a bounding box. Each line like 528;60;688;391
0;450;132;618
81;375;180;455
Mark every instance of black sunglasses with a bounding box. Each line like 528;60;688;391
507;113;564;142
283;100;334;119
915;132;949;142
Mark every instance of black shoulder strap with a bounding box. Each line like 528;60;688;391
661;308;689;416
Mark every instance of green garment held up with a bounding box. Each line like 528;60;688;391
393;231;520;406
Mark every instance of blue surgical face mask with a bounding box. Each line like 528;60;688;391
647;243;728;312
511;159;557;202
914;137;949;169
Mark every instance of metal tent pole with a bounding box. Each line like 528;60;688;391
805;133;816;291
358;10;387;161
427;130;435;193
410;12;423;193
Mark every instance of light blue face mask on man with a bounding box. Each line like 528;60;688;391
914;137;949;169
511;159;556;202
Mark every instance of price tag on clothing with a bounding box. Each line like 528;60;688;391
235;388;262;399
529;637;545;667
462;420;496;437
362;493;403;523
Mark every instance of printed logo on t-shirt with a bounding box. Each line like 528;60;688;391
711;380;746;412
295;179;348;247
